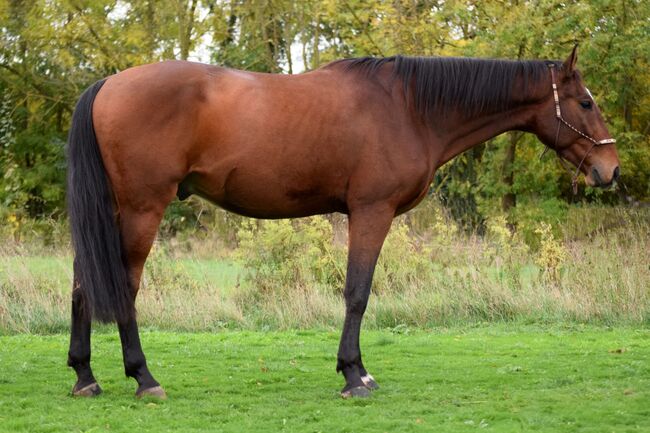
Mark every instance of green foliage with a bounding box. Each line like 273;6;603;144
373;220;435;295
0;0;647;234
235;217;345;293
435;148;485;233
159;200;200;236
144;242;200;294
484;214;529;264
511;197;569;247
234;213;457;297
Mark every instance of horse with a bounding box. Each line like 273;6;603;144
66;45;619;399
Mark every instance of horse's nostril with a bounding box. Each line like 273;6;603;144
613;166;620;182
591;167;603;185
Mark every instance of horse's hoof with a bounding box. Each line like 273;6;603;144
136;385;167;399
341;385;371;399
72;382;102;397
361;374;379;390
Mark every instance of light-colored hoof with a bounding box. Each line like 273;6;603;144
341;385;371;399
361;374;379;390
72;382;102;397
136;385;167;399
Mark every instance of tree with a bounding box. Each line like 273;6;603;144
0;0;647;230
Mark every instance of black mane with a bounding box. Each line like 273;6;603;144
335;55;561;118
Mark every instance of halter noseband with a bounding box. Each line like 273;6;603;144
544;63;616;194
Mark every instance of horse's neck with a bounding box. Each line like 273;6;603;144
435;99;541;166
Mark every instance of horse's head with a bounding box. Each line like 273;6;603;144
534;46;620;189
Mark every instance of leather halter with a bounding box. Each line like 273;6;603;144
543;63;616;194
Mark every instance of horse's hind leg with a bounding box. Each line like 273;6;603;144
68;273;101;396
67;206;167;399
117;207;168;398
118;318;165;398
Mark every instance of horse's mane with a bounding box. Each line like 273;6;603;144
333;55;562;118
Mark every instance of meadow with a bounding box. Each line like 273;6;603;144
1;327;648;433
1;204;648;334
0;202;648;432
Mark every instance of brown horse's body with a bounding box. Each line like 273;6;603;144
94;60;433;220
67;48;620;399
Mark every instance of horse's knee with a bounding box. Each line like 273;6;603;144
345;293;369;315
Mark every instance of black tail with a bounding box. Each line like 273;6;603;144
67;79;134;323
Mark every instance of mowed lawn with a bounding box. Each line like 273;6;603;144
0;327;648;433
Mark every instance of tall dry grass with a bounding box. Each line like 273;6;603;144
0;205;648;334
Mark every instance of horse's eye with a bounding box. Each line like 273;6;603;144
580;100;592;109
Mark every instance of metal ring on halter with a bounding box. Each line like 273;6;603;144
544;63;617;194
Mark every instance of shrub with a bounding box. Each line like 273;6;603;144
373;220;435;295
485;214;529;266
235;217;345;293
534;222;567;279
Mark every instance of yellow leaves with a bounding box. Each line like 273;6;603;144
485;215;529;267
534;222;567;279
430;208;458;247
4;213;21;242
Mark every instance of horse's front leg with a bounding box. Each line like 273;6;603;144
337;204;393;398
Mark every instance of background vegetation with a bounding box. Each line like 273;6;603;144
1;204;648;333
1;0;649;231
0;1;648;333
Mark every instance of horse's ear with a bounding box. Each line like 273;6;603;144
563;44;579;74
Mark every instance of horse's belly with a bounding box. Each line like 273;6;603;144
181;166;348;219
216;198;344;219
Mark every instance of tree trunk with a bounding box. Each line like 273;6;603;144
501;132;521;213
312;13;320;69
179;0;197;60
501;43;526;214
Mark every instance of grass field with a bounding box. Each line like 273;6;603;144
0;326;648;433
1;208;648;431
1;206;648;333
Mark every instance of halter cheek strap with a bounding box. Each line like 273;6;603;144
545;64;616;194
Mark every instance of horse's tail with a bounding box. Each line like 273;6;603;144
67;79;134;323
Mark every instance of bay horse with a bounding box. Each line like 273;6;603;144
66;46;619;399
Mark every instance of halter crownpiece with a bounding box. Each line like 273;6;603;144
545;63;616;194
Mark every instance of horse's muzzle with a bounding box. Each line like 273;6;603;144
591;165;620;188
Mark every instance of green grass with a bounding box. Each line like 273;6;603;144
174;258;243;293
0;326;648;432
0;255;243;293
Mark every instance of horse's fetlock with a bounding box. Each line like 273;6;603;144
67;351;90;368
124;358;146;377
337;355;361;373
